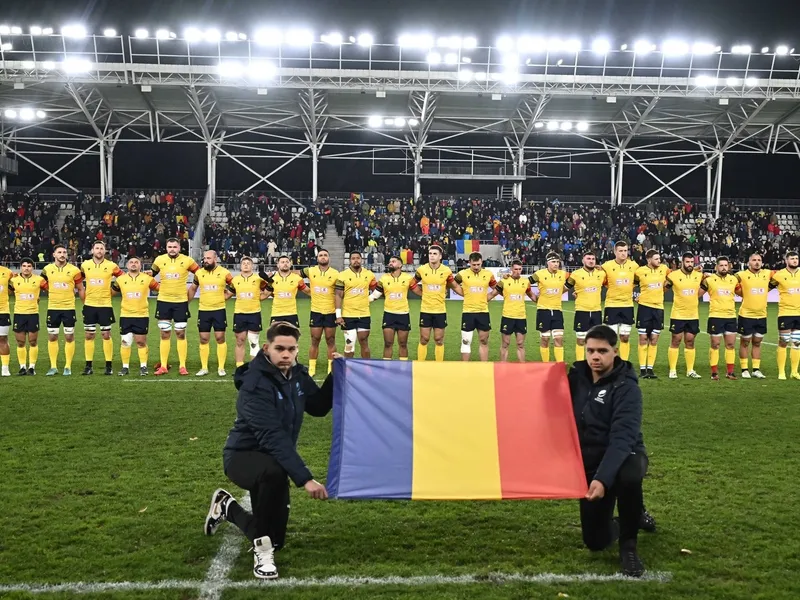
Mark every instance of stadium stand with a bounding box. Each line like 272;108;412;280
0;191;60;266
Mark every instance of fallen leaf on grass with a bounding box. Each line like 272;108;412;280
680;548;692;555
138;507;148;513
189;437;199;441
558;594;570;598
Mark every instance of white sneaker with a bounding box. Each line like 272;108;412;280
752;369;766;379
741;370;751;379
1;367;10;377
668;371;678;379
204;488;233;536
687;371;702;379
253;535;278;579
195;369;209;377
218;369;227;377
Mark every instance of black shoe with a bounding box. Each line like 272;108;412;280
139;366;149;376
640;510;657;533
27;367;36;376
118;367;129;376
620;542;645;578
639;369;648;379
18;367;27;376
82;365;93;375
646;369;657;380
104;365;113;376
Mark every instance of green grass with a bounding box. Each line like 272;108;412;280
1;298;799;599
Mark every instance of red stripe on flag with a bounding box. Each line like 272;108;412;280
493;362;588;499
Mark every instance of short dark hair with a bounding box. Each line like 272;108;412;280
786;250;799;259
240;255;253;263
468;252;482;261
511;259;523;267
20;257;34;267
583;250;595;257
546;252;561;261
92;240;106;248
749;253;762;260
266;321;301;342
166;237;180;245
585;325;618;347
316;248;329;255
716;256;730;263
429;244;443;255
645;249;660;260
349;251;362;259
614;241;629;249
682;252;694;261
389;255;402;262
277;255;290;261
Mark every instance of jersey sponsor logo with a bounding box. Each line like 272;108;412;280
203;284;219;292
349;287;365;295
165;272;181;280
388;292;404;300
277;291;293;298
680;289;696;296
427;284;442;291
313;286;330;293
545;288;561;295
239;292;255;299
585;286;599;292
52;282;71;289
18;293;34;300
646;283;661;289
749;287;766;294
615;278;630;285
125;291;142;299
89;278;105;286
0;285;4;292
469;286;484;293
788;287;800;294
509;294;523;301
717;289;732;296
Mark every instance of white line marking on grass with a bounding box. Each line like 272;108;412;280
120;379;231;383
199;493;251;600
0;570;673;594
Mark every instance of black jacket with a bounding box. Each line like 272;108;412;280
223;352;334;486
567;358;646;489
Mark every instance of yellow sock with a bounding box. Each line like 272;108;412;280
417;343;427;361
160;338;171;367
0;354;9;369
576;344;585;361
434;344;445;361
84;339;95;362
138;346;149;367
540;346;550;362
308;357;316;377
328;359;333;372
17;347;27;368
619;340;630;361
217;342;227;371
399;356;408;361
236;361;244;367
554;346;564;362
637;345;648;368
709;347;720;369
65;340;75;369
668;347;679;372
740;357;749;371
199;343;210;370
120;344;132;367
48;340;59;368
29;346;38;366
684;348;696;374
777;346;787;376
791;347;800;375
103;338;113;362
177;338;188;368
753;358;761;370
647;345;658;368
725;348;736;368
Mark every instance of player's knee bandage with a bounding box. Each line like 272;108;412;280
63;327;75;335
0;325;9;336
576;331;586;340
174;322;188;331
460;330;474;353
552;329;564;338
619;324;632;336
344;330;356;353
792;331;800;347
47;327;60;335
606;324;620;334
158;321;172;332
780;333;792;343
100;325;112;332
121;333;134;347
83;324;96;332
540;330;551;338
247;332;260;356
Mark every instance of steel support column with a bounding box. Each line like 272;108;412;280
714;153;724;219
406;91;437;199
299;89;329;202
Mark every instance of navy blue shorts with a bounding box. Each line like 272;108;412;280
738;316;767;337
309;311;336;329
461;312;491;332
13;314;39;333
120;317;149;336
0;313;10;328
574;310;602;333
604;306;635;326
155;300;190;323
777;315;800;331
198;309;228;332
419;312;447;329
636;305;665;333
536;309;564;333
271;314;300;329
382;312;411;331
343;316;370;331
46;309;76;329
669;318;700;335
233;312;262;333
707;317;737;336
82;305;116;327
500;317;527;335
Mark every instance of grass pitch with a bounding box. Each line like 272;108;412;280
1;298;799;599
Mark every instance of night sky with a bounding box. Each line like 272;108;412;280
5;0;800;200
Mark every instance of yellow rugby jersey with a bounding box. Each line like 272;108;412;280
601;259;638;308
454;268;497;313
377;272;417;314
667;270;704;320
269;273;307;317
414;264;454;314
702;274;738;319
336;268;377;318
770;268;800;317
230;274;267;314
9;274;46;314
81;259;123;308
302;266;339;314
495;276;531;319
41;263;82;310
736;269;772;319
0;266;13;314
194;266;233;311
567;267;605;312
635;265;670;310
116;273;158;318
531;268;568;311
151;253;199;303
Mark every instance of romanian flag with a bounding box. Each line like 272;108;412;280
327;360;587;500
350;192;362;201
455;239;480;254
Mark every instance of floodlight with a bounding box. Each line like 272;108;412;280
776;45;789;55
560;121;573;131
254;28;282;45
662;40;689;56
135;29;148;39
204;28;221;43
489;72;502;81
285;29;313;46
62;58;92;73
444;52;458;64
30;26;42;35
408;118;419;126
563;39;581;53
502;71;519;84
383;118;394;126
42;27;53;35
62;24;87;38
36;110;46;118
745;77;758;87
322;32;343;46
399;33;433;48
761;46;769;53
732;45;751;55
620;43;628;50
0;43;11;51
184;27;203;43
463;36;477;49
591;38;611;54
692;42;716;55
42;61;54;69
218;60;244;77
475;71;487;81
22;60;34;68
0;26;9;35
556;59;564;65
517;36;547;53
496;35;514;52
576;122;589;132
221;31;235;42
103;28;117;37
546;121;559;131
695;75;717;86
633;40;654;54
357;33;373;47
248;61;277;79
437;36;461;49
534;122;544;129
726;77;740;86
156;29;170;40
4;109;16;118
368;115;383;127
19;108;34;120
238;33;247;40
427;52;441;65
458;69;473;81
11;26;22;35
462;56;471;63
502;53;519;67
394;117;406;127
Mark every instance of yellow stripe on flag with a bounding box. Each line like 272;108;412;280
411;362;502;499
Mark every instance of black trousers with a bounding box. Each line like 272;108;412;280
580;452;648;551
224;450;291;547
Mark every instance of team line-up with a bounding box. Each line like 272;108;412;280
0;238;799;381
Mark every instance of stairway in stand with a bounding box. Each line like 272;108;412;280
322;223;348;270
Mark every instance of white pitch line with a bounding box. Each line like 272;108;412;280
199;493;251;600
120;379;231;383
0;570;673;594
